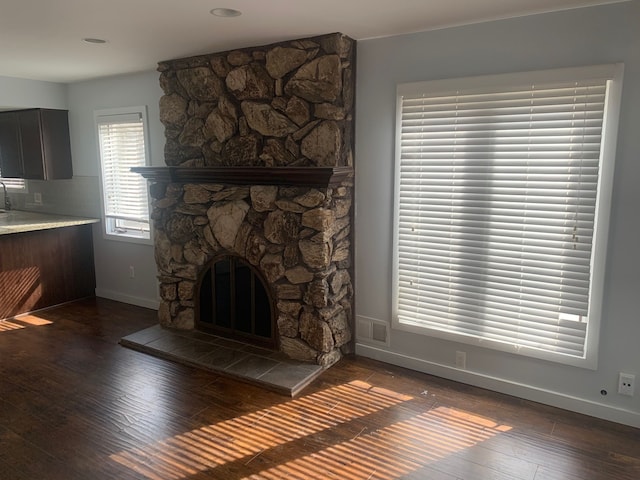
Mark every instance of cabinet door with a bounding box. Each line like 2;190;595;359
18;109;45;179
0;112;23;178
39;109;73;179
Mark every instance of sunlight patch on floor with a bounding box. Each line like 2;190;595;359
110;378;512;479
14;314;53;326
0;314;53;332
110;380;413;480
249;406;512;479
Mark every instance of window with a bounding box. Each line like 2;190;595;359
0;175;26;192
393;64;623;368
95;107;151;243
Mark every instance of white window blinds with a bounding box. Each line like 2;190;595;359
96;109;150;240
0;176;25;191
393;65;622;366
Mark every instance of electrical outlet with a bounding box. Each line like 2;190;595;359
129;265;135;279
456;351;466;369
618;373;635;396
33;192;42;204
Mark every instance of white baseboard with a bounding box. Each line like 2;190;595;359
95;288;159;310
356;343;640;429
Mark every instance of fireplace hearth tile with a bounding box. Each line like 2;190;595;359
211;337;249;350
120;325;324;396
241;344;280;358
146;333;200;353
121;325;167;346
170;340;222;362
199;346;249;370
225;354;279;379
258;362;325;394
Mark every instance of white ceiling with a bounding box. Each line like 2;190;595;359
0;0;626;83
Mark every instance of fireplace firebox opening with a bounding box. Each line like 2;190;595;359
197;256;276;350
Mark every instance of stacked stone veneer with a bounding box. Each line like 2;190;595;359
151;33;355;367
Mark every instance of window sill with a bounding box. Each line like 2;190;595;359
104;231;152;246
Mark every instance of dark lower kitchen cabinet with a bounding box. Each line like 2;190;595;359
0;224;95;320
0;108;73;180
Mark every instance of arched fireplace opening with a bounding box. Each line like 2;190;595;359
197;256;276;350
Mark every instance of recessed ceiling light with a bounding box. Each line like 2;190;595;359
83;38;108;44
210;8;242;17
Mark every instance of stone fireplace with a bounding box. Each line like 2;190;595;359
136;33;355;367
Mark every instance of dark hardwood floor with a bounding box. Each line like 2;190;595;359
1;298;638;479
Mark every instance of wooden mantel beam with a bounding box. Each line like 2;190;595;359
131;166;353;188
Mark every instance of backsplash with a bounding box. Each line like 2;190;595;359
8;175;101;218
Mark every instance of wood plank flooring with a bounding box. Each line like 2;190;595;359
1;297;638;479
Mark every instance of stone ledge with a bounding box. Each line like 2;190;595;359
132;166;353;188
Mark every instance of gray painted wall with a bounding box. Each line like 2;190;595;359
0;76;67;109
66;71;164;308
355;1;640;426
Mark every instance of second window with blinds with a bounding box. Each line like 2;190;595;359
393;64;623;368
95;107;151;243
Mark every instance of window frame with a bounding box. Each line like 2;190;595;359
95;106;152;245
392;64;624;369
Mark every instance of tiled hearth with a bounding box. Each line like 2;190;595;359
120;325;322;396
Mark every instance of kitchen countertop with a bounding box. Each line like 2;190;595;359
0;210;100;235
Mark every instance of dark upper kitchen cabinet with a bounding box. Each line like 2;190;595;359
0;108;73;180
0;112;22;178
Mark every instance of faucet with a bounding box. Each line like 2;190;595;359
0;181;11;211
